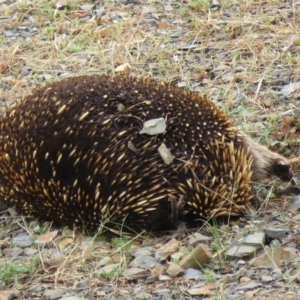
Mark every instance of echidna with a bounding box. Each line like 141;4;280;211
0;75;293;232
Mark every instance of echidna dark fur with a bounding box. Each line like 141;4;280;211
0;75;293;232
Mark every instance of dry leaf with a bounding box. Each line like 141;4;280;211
114;63;131;74
36;230;58;244
187;283;221;296
95;28;111;38
157;21;170;30
59;238;74;250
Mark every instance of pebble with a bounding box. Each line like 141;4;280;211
166;262;184;277
182;268;203;280
95;263;120;277
12;233;33;247
155;238;181;262
43;289;66;300
3;247;23;257
265;228;287;239
122;267;149;278
129;255;164;270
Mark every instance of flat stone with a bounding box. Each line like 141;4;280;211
180;244;211;269
236;281;260;291
249;247;297;268
182;268;204;280
43;289;65;300
187;233;212;246
265;228;287;239
261;275;273;282
96;256;113;268
132;247;152;258
23;248;38;256
0;290;20;300
158;274;172;280
0;237;10;248
3;247;23;257
155;238;181;262
225;245;258;259
41;248;62;259
95;263;120;277
129;255;164;270
122;267;149;278
166;262;184;277
135;292;152;300
12;234;33;248
243;232;265;246
153;289;171;295
145;275;159;284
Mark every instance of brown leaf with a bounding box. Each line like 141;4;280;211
59;238;74;250
157;21;170;30
187;283;221;296
36;231;58;244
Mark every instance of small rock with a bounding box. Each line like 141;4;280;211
0;280;5;289
42;73;52;80
166;262;184;277
12;233;33;248
155;238;181;262
265;227;287;239
43;289;65;300
281;81;300;96
135;292;152;300
240;276;251;284
114;63;131;74
170;251;184;261
95;263;120;277
243;232;265;247
158;274;172;280
261;275;273;282
20;66;32;77
262;97;273;107
129;255;164;270
0;290;20;300
182;268;203;280
23;248;38;256
72;279;93;290
225;245;258;259
132;247;152;257
211;0;221;10
3;247;23;257
164;4;173;12
0;237;10;248
153;289;171;295
187;233;211;246
122;268;149;278
236;281;260;291
157;21;170;30
145;275;159;284
249;247;297;268
179;244;211;269
237;260;246;265
96;256;113;268
41;248;62;259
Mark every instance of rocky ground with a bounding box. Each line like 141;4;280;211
0;0;300;299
